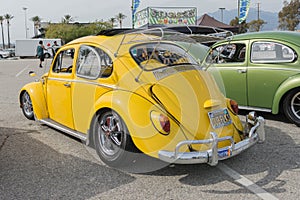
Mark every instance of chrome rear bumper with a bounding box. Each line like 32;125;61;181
158;112;265;166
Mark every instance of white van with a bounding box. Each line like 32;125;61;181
15;39;62;58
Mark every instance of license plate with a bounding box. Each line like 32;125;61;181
208;108;232;129
218;148;232;158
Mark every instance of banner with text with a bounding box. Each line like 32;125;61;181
134;7;197;28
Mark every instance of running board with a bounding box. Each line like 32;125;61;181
39;118;88;142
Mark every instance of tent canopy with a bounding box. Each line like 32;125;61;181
197;14;239;33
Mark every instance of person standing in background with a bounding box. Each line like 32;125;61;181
36;40;46;68
51;41;60;56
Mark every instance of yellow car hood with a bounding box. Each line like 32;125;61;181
150;68;233;140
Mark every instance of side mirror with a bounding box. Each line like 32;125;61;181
29;71;36;77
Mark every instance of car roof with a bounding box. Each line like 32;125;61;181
65;28;203;56
67;29;149;47
66;34;126;55
228;31;300;46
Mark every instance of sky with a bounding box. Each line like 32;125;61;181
0;0;286;43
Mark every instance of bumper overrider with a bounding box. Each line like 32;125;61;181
158;112;265;166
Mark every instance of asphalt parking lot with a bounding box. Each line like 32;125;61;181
0;58;299;200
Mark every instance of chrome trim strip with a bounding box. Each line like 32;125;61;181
239;106;271;113
47;77;117;89
213;66;300;73
39;118;87;142
247;67;300;72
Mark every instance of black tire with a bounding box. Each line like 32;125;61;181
93;110;138;167
283;89;300;126
44;53;51;58
20;91;34;120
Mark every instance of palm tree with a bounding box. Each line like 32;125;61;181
116;13;126;28
62;14;73;24
0;16;5;49
31;16;42;37
4;14;13;48
109;17;116;27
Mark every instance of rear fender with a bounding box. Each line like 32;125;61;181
19;82;48;120
272;75;300;114
91;90;186;158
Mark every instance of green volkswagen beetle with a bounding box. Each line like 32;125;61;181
203;31;300;126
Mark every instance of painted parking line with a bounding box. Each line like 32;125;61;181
15;66;29;77
217;163;279;200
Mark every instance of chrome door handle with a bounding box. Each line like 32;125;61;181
64;83;71;88
237;69;247;73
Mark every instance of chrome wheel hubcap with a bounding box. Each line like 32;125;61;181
291;92;300;119
99;113;123;156
22;92;33;116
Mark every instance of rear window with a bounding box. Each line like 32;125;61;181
76;45;113;79
130;42;197;71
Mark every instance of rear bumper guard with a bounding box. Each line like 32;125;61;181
158;113;265;166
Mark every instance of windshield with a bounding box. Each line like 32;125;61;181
130;42;198;71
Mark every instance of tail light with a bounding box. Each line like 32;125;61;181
230;99;239;114
159;114;170;133
151;111;171;135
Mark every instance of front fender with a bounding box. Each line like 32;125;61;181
19;82;48;120
92;90;187;158
272;75;300;114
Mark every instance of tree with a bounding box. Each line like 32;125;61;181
45;21;111;43
230;17;248;33
248;19;266;32
0;16;5;49
278;0;300;31
116;13;126;28
109;17;116;27
31;16;42;37
62;14;74;24
4;14;13;48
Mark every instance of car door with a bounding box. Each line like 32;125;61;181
206;42;248;106
72;45;114;134
247;40;298;109
47;47;76;129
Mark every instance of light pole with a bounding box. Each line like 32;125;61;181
22;7;28;38
219;7;225;23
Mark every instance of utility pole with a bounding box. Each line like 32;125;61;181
257;2;260;20
131;0;134;28
22;7;28;38
237;0;240;18
237;0;241;33
219;7;225;23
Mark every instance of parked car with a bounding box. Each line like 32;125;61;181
0;49;10;59
203;31;300;126
19;29;265;169
5;48;15;57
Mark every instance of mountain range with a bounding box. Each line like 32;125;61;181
208;8;279;31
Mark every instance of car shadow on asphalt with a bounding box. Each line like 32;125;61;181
0;127;136;200
144;122;299;196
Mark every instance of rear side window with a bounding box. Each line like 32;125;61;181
251;41;296;63
76;45;113;79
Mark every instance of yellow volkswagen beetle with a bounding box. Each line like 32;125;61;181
19;29;265;168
